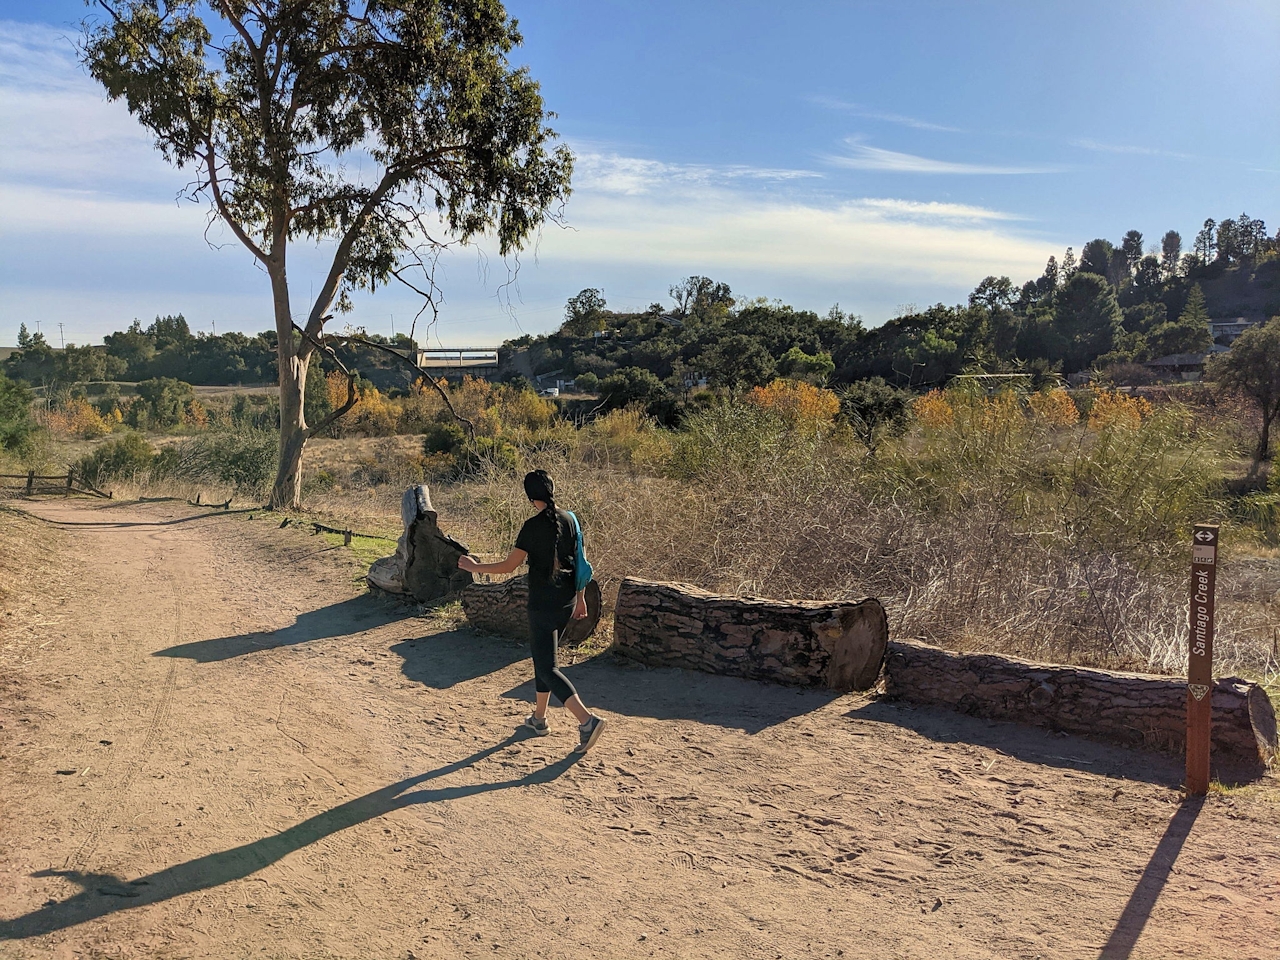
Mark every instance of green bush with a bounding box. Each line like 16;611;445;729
667;401;793;482
75;432;155;485
152;429;279;494
127;377;195;429
422;420;467;456
455;436;519;478
0;371;35;453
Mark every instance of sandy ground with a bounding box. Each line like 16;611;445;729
0;499;1277;960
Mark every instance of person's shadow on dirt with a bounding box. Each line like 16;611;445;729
154;595;408;662
0;733;580;941
496;651;843;734
391;630;528;690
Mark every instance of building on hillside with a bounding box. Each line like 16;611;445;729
1144;344;1229;382
1209;317;1260;345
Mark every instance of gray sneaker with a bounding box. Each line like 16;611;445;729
523;713;550;736
574;716;606;754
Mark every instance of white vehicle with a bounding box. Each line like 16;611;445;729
539;387;560;397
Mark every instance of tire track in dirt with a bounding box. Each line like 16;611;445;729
63;559;183;874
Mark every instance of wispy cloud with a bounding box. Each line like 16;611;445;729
1069;138;1196;161
849;198;1025;222
810;95;962;133
824;140;1062;175
572;151;822;196
0;18;1058;338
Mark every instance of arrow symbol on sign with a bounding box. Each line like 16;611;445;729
1194;530;1215;542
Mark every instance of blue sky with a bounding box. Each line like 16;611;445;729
0;0;1276;347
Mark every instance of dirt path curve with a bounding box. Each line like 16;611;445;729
1;499;1277;960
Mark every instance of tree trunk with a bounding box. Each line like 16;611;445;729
884;640;1278;772
612;577;888;692
269;266;308;510
461;576;602;645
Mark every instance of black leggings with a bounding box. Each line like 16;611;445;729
528;605;579;705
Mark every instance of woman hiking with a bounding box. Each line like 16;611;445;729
458;470;606;754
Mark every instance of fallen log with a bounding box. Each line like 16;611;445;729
885;640;1278;769
460;575;602;644
612;577;888;692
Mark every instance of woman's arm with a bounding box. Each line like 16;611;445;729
458;548;527;576
571;589;588;619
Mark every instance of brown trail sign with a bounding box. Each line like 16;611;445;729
1186;523;1218;795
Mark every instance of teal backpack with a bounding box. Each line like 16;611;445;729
565;511;594;592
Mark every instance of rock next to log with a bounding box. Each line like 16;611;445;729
612;577;888;692
402;516;472;602
461;575;602;645
885;640;1279;769
366;484;473;602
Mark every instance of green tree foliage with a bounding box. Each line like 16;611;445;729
574;371;599;393
701;334;775;392
1206;317;1280;462
84;0;574;509
669;276;734;320
839;377;911;454
1121;230;1145;272
128;378;196;429
560;288;608;336
1050;272;1123;372
0;370;35;453
599;367;668;412
1160;230;1182;279
1079;238;1115;278
4;329;58;386
777;346;834;384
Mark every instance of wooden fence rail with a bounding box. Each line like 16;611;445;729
0;471;112;499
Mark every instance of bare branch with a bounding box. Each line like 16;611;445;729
329;333;476;439
292;323;360;439
202;146;270;263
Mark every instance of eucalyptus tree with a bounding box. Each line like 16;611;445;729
83;1;573;507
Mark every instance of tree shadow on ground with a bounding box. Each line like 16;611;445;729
20;508;258;529
0;733;579;941
845;698;1187;786
391;629;529;690
155;595;408;662
497;652;842;735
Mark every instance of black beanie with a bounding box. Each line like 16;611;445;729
523;469;555;503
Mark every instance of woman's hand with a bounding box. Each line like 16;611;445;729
572;592;589;620
457;555;480;573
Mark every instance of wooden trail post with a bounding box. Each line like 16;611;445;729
1186;523;1218;795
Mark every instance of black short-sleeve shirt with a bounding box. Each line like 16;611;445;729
514;508;577;610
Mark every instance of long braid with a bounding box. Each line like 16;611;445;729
543;495;562;579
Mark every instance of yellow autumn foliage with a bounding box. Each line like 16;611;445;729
1027;388;1080;427
746;379;839;426
1087;390;1152;431
913;389;954;429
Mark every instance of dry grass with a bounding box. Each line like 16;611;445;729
21;394;1280;686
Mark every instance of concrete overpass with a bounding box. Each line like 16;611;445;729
412;347;500;380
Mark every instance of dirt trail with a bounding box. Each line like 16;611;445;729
1;499;1277;960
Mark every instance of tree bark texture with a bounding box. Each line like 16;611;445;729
461;576;603;645
270;270;308;510
884;640;1278;769
612;578;888;692
367;485;473;602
